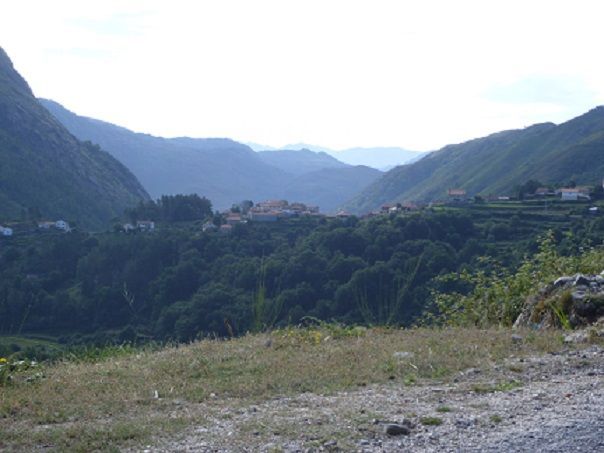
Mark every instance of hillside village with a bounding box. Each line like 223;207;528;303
3;182;601;240
205;200;324;234
0;219;71;238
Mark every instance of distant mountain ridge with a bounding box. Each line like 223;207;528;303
41;100;382;213
345;107;604;213
0;48;149;229
279;143;425;170
257;149;348;175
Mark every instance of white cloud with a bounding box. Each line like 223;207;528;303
1;0;604;150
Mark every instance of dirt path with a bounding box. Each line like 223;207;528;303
148;344;604;452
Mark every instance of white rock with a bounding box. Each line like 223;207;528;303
393;351;414;359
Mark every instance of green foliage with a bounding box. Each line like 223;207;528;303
252;260;283;332
472;380;522;393
490;414;503;423
0;357;41;386
432;231;604;327
1;203;602;343
420;416;443;426
126;194;213;223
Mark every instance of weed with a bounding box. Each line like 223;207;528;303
420;416;443;426
436;406;452;413
403;373;417;386
0;358;41;386
472;380;522;394
490;414;503;424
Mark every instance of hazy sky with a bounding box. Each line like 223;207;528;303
2;0;604;151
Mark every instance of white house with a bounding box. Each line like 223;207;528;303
136;220;155;231
559;188;591;201
55;220;71;232
0;226;13;236
560;189;579;201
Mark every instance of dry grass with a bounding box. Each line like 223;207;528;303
0;327;566;451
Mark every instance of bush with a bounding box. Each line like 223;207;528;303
430;232;604;327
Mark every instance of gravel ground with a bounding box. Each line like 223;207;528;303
148;343;604;452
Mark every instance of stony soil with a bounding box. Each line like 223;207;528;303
145;342;604;452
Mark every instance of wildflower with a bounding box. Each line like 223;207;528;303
0;357;7;364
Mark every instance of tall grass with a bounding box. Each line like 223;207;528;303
252;260;282;332
356;254;424;325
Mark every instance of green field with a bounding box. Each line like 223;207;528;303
0;335;63;360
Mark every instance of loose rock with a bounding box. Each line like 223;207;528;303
384;423;411;436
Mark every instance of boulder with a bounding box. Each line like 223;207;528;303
384;423;411;436
514;272;604;329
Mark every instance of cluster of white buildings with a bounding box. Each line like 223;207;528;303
202;200;323;234
38;220;71;232
248;200;320;222
0;219;71;238
533;186;593;201
122;220;156;232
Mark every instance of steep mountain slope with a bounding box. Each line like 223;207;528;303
346;107;604;213
257;149;348;175
40;99;290;209
41;100;381;212
0;48;148;228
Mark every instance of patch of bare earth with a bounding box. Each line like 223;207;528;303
1;328;602;452
152;343;604;452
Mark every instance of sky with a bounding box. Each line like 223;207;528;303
1;0;604;152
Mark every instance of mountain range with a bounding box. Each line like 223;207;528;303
247;142;425;170
0;47;148;229
346;107;604;213
40;100;382;213
3;44;603;225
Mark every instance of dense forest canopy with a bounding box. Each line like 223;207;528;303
1;200;602;348
125;194;213;223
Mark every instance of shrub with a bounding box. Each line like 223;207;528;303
430;232;604;327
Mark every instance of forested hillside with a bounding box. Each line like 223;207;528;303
347;107;604;213
2;202;601;346
0;48;149;228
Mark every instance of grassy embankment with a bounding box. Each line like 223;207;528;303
0;326;575;451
